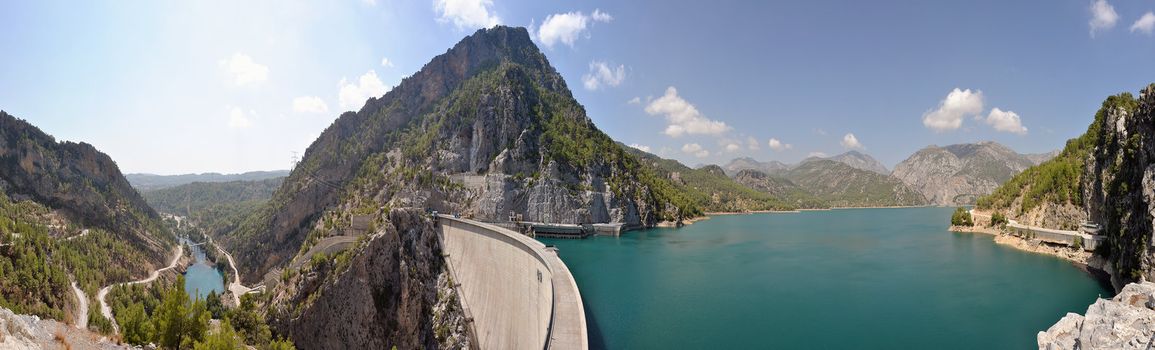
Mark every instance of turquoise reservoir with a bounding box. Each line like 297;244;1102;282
182;240;224;300
542;207;1111;349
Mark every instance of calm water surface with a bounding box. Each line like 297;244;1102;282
542;207;1111;349
182;239;224;300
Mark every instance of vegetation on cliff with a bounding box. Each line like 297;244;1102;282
974;84;1155;287
951;207;973;227
977;93;1138;221
222;26;700;286
623;146;796;212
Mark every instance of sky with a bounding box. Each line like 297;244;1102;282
2;0;1154;174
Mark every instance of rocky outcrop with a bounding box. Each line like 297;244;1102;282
827;151;889;175
1038;282;1155;349
0;111;171;263
225;26;688;284
1080;85;1155;289
272;209;470;349
0;307;134;349
893;141;1045;206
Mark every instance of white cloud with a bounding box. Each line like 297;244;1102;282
380;57;394;68
768;138;793;151
746;136;761;151
841;133;864;150
338;70;390;110
434;0;500;30
535;10;612;48
628;143;651;153
582;61;626;90
1089;0;1119;37
1131;12;1155;35
292;96;329;114
362;0;377;5
228;107;253;129
682;143;710;158
808;152;828;158
984;108;1028;135
645;86;731;137
219;53;269;87
724;143;741;152
627;97;641;104
922;88;984;132
591;9;613;22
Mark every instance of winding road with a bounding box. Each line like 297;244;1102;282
70;280;88;329
97;243;183;334
213;240;252;306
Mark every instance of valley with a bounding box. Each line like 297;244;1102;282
3;1;1154;347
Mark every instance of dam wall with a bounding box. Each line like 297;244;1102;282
437;215;587;350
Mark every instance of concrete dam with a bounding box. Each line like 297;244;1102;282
436;215;588;350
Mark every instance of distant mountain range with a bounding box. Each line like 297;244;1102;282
722;142;1056;206
125;170;289;191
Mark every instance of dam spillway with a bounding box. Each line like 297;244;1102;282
436;215;588;350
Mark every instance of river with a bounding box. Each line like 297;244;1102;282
541;207;1111;349
182;239;224;300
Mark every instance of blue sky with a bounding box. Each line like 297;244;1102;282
1;0;1154;174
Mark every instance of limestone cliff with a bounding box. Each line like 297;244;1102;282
978;84;1155;289
268;209;468;349
224;26;691;285
892;141;1045;206
1038;282;1155;349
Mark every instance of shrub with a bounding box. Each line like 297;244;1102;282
951;207;974;227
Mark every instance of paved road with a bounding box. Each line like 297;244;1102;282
289;236;358;271
97;243;183;334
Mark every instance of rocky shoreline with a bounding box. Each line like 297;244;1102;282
950;225;1092;265
1038;282;1155;349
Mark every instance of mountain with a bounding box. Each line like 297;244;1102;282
977;84;1154;289
723;151;886;177
225;26;694;283
0;110;173;323
782;160;927;207
624;146;796;212
722;157;789;176
216;26;700;347
141;177;283;237
731;169;826;208
125;170;289;191
826;151;889;174
892;141;1049;206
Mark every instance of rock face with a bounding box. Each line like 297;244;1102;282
0;307;133;349
827;151;889;175
1080;85;1155;288
1038;282;1155;349
272;209;469;349
892;141;1045;206
225;26;689;284
0;111;170;262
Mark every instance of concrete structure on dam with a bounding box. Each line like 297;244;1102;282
436;215;588;350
